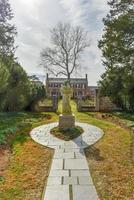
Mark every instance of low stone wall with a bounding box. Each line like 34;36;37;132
32;97;58;112
99;97;119;112
77;95;121;112
37;106;56;112
77;105;96;112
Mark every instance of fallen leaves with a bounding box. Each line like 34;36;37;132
0;138;53;200
85;120;134;200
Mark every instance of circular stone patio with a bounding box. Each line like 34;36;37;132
30;122;104;150
30;122;104;200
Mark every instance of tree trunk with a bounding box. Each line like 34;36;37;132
68;73;71;86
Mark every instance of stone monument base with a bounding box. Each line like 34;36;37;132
59;114;75;130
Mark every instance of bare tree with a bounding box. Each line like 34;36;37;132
41;22;90;83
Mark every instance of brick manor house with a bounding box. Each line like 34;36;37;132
46;73;97;99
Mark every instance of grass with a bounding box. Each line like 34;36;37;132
81;99;95;106
114;111;134;122
0;100;134;199
85;123;134;200
0;140;54;200
68;101;134;200
50;126;83;141
113;112;134;132
0;111;58;200
0;138;53;200
0;112;52;144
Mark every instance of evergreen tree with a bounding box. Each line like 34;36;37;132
0;0;17;59
0;59;31;111
0;0;46;112
0;58;9;93
27;80;46;110
98;0;134;111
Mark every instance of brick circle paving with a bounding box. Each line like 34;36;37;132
30;122;104;200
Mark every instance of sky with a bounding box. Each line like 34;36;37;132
10;0;109;85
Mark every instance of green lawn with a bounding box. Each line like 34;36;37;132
0;100;134;200
0;111;59;145
114;111;134;121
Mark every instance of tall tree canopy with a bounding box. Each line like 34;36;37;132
0;0;17;59
27;79;46;110
98;0;134;111
0;0;46;112
41;22;90;83
0;58;9;93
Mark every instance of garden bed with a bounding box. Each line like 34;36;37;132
50;126;83;141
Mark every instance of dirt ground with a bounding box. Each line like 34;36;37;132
0;145;11;176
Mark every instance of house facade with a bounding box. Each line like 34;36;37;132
46;73;98;99
87;86;98;100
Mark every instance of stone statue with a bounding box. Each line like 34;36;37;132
59;81;75;130
60;81;72;115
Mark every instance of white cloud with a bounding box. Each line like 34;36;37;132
10;0;109;85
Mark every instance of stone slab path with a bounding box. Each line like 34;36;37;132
30;122;103;200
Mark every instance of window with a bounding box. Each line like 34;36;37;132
78;91;82;95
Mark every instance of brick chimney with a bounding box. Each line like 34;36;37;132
46;73;48;81
85;74;88;88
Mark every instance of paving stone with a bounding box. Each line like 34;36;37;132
54;152;75;159
48;145;60;149
64;159;88;170
51;159;63;170
63;176;78;185
64;141;75;145
64;148;84;153
61;145;80;149
62;152;75;159
71;170;90;177
78;176;93;185
49;170;69;177
48;141;65;146
81;144;89;148
55;149;65;154
64;142;80;147
47;177;61;185
72;185;99;200
30;122;103;200
75;152;85;159
53;153;63;159
73;137;82;143
44;185;69;200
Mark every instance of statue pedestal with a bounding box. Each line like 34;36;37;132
59;114;75;130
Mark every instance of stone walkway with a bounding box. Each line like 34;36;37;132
30;122;103;200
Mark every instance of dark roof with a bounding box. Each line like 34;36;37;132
48;78;87;84
88;86;98;91
88;86;98;89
